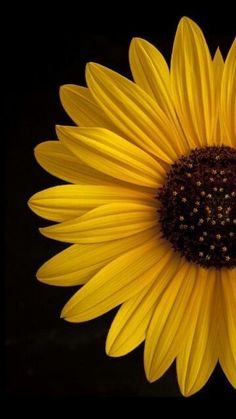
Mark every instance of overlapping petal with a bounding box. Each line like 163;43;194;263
177;268;219;396
37;228;156;286
106;249;182;357
29;185;154;222
129;37;189;154
220;40;236;146
86;62;183;162
213;48;224;144
57;126;165;188
60;85;115;129
219;269;236;388
61;235;164;322
144;263;197;382
171;17;216;147
40;203;158;243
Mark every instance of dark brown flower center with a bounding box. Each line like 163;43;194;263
158;146;236;268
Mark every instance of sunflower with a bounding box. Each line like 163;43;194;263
28;17;236;396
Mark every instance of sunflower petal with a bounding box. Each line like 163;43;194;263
57;126;164;188
61;235;165;322
60;85;115;129
40;203;158;243
129;37;189;155
219;269;236;388
34;141;122;185
28;184;154;222
213;48;224;144
144;263;196;382
129;38;173;113
220;40;236;146
171;17;215;147
37;228;156;286
177;268;219;397
106;249;182;357
86;62;182;162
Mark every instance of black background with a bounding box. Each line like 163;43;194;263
4;4;236;399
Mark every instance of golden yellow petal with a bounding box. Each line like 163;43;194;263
37;228;156;286
171;17;215;147
59;85;115;129
40;202;158;243
28;184;154;222
220;39;236;147
34;141;123;186
86;62;182;163
57;126;165;188
61;235;164;322
177;268;219;397
220;269;236;364
106;248;182;357
219;269;236;388
129;37;189;155
144;262;196;382
213;48;224;145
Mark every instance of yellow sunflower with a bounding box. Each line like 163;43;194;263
28;17;236;396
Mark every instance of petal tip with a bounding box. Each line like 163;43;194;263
177;16;199;33
105;339;122;358
179;387;195;397
144;365;157;383
36;267;46;283
86;61;98;74
27;196;33;210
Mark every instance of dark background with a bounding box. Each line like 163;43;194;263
4;5;236;399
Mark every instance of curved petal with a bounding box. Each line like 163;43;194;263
213;48;224;144
60;85;115;129
177;268;219;397
40;203;158;243
61;235;166;322
57;126;165;188
219;269;236;388
37;228;156;287
86;62;183;163
220;40;236;146
34;141;153;192
144;262;196;382
171;17;215;147
28;184;154;222
34;141;124;186
106;249;182;357
129;37;189;155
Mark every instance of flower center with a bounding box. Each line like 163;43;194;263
158;146;236;268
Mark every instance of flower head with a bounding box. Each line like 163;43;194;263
29;17;236;396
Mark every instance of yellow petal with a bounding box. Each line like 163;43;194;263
34;141;153;192
213;48;224;144
61;235;164;322
40;202;158;243
34;141;121;185
144;262;196;382
129;37;189;155
219;269;236;388
57;126;165;188
37;228;156;286
28;184;154;222
86;62;182;163
220;40;236;146
59;85;115;129
171;17;215;147
106;248;182;357
220;269;236;363
177;268;219;397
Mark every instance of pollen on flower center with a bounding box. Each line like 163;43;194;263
158;146;236;268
